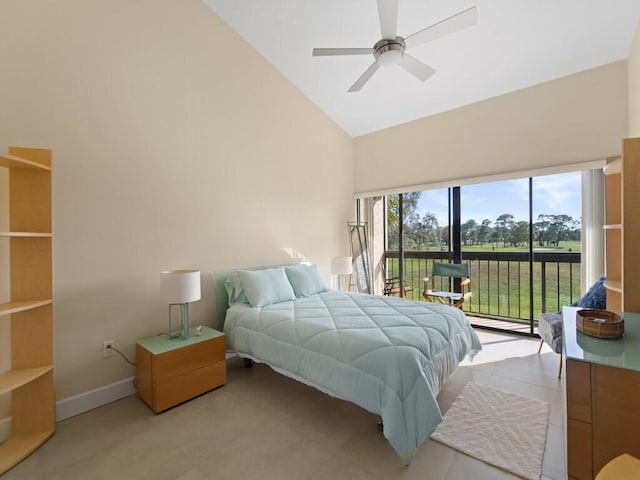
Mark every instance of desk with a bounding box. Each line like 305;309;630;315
563;307;640;479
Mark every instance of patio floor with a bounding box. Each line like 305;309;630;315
466;315;537;335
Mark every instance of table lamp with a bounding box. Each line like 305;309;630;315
160;270;201;339
331;256;353;291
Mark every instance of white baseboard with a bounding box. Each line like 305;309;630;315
0;417;10;443
56;376;136;422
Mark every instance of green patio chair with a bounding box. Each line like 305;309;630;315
423;263;472;309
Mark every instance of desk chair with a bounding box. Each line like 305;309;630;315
596;454;640;480
537;312;564;378
423;263;472;309
537;276;606;379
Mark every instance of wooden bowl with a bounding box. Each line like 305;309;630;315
576;309;624;339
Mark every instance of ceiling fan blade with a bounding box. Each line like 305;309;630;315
377;0;398;39
405;6;478;49
312;47;374;56
348;63;380;92
399;54;436;82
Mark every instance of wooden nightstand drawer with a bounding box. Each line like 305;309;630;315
154;335;224;382
154;361;226;412
136;327;226;413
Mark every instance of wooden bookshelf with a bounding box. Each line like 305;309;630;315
0;147;54;475
603;139;640;312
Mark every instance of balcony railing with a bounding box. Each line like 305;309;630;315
385;250;581;323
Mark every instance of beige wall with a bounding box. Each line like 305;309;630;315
0;0;353;400
629;21;640;137
354;62;628;196
1;1;636;408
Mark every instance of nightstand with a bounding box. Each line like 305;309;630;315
136;326;226;413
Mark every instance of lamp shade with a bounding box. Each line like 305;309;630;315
160;270;201;304
331;256;353;276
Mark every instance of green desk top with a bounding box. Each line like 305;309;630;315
563;306;640;372
137;326;224;355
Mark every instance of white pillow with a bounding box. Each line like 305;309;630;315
237;267;296;308
285;264;329;297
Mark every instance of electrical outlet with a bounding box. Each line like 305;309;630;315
103;340;114;358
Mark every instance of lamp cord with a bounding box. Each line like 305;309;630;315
159;331;183;339
109;345;136;366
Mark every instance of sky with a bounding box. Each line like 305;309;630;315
416;171;582;225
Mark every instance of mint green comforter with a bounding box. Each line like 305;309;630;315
223;291;481;462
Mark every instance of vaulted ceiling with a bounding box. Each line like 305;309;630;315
203;1;640;137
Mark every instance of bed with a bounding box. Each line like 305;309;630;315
214;264;481;463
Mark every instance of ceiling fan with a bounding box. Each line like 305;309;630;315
312;1;478;92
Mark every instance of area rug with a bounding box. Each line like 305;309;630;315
431;382;550;480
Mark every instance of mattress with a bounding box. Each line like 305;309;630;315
223;290;481;462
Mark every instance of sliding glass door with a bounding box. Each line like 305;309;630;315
385;171;583;335
460;178;533;332
531;172;582;319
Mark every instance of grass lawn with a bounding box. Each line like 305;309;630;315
387;245;581;322
460;240;581;253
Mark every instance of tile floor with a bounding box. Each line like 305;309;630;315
2;329;566;479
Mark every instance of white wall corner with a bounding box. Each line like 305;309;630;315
55;377;136;422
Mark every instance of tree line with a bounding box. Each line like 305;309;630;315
387;193;581;251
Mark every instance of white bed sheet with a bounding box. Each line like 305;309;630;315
223;290;481;462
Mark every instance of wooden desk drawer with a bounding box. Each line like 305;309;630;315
153;335;225;382
567;418;592;480
567;359;591;423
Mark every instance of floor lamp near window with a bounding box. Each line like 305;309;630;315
331;257;353;292
160;270;201;339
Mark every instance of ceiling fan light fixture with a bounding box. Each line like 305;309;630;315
374;37;405;68
376;49;402;67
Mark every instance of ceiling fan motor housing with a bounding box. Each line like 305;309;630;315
374;37;405;67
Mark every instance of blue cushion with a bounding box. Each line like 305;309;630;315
223;272;249;306
576;276;606;310
237;267;296;308
284;264;329;298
